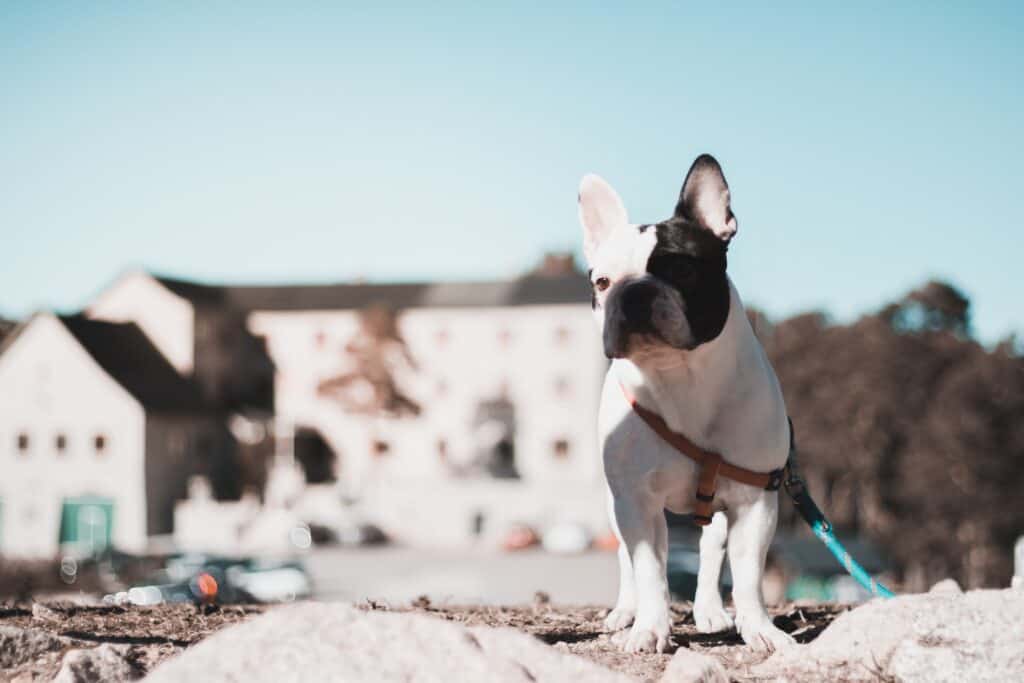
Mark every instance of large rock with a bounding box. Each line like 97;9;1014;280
659;647;728;683
753;588;1024;681
0;624;72;669
54;644;144;683
145;603;630;682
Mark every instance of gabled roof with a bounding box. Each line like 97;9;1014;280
152;275;228;306
151;272;591;312
58;315;209;414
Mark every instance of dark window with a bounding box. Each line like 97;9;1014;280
553;439;570;458
372;440;390;457
94;435;108;454
294;427;337;484
55;434;67;453
17;433;29;453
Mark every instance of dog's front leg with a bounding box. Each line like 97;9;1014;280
726;492;795;652
693;511;735;633
612;492;671;653
604;488;637;631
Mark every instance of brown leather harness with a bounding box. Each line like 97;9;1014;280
620;382;784;526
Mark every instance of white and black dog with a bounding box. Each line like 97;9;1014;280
579;155;794;653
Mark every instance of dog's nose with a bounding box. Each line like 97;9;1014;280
621;281;658;323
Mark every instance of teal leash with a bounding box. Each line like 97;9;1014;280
782;421;895;599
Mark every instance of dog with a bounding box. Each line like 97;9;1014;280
578;154;795;654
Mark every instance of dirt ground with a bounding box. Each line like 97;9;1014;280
381;596;847;681
0;602;266;681
1;598;846;682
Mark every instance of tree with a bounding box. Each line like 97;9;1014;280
317;304;421;417
757;280;1024;588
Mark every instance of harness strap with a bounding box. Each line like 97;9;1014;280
620;382;784;526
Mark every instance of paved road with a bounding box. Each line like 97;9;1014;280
304;546;618;605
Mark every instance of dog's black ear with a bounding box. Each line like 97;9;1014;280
674;154;737;242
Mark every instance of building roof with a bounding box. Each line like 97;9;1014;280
152;272;591;312
58;315;210;414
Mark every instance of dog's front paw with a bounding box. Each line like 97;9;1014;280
736;616;795;653
603;606;636;632
618;616;671;653
692;597;733;633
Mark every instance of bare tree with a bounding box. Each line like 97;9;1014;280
317;305;421;418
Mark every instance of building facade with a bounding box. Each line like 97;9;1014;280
2;259;610;554
0;314;228;557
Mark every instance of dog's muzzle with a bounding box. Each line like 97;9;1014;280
603;279;691;357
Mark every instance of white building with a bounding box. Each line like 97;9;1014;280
0;314;230;558
243;272;610;545
84;258;611;548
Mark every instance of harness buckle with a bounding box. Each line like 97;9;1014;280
766;468;784;491
693;454;722;526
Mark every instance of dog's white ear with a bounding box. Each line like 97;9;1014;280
675;154;737;242
578;174;628;263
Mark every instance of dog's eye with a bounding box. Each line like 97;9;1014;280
594;277;611;292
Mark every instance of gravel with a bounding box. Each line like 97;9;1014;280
0;599;844;682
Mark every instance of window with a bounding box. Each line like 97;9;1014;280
553;439;570;459
94;435;108;455
372;440;391;457
55;434;67;454
16;433;29;454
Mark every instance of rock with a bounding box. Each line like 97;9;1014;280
54;644;144;682
145;603;629;683
0;624;72;669
660;648;728;683
929;578;962;594
884;590;1024;682
32;603;63;621
752;588;1024;681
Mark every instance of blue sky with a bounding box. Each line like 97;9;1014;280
2;3;1021;342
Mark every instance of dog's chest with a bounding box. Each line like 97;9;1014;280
599;354;788;511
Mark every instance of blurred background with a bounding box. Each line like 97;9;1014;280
1;3;1022;608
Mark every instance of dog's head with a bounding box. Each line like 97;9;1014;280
579;154;737;359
